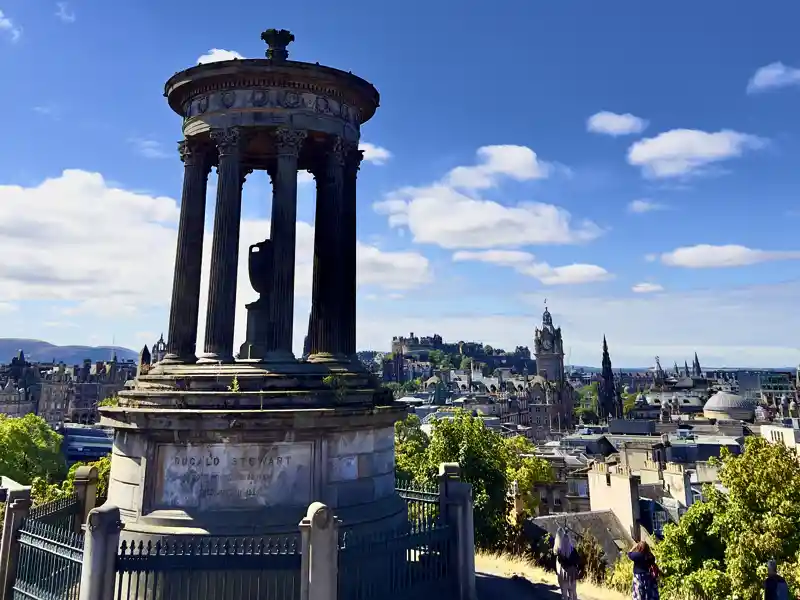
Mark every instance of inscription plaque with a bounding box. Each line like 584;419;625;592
156;442;313;510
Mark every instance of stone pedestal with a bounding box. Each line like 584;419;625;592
100;385;408;546
238;298;271;360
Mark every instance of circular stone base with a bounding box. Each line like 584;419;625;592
128;360;388;410
100;402;409;543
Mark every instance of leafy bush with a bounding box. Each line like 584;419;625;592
606;555;633;593
575;533;607;584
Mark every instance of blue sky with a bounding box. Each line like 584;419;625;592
0;0;799;368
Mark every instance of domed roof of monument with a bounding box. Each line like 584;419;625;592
703;391;754;412
164;28;380;123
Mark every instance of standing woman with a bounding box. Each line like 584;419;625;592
554;527;579;600
628;541;660;600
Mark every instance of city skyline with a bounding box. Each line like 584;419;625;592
0;1;799;367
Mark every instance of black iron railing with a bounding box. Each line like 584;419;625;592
395;480;440;525
28;493;80;532
114;536;302;600
12;519;84;600
336;485;457;600
337;518;456;600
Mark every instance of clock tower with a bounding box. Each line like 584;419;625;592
534;306;565;382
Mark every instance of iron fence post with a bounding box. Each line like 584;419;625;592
78;504;121;600
73;466;99;534
0;485;30;600
300;502;339;600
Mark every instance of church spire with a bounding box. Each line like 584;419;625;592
598;335;620;421
684;360;690;377
693;352;702;377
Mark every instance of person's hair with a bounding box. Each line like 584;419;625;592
553;527;574;557
631;541;650;554
767;559;778;575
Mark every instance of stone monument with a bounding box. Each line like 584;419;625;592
100;28;406;543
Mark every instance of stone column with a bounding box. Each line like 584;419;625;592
299;502;339;600
266;128;307;361
200;127;244;364
308;137;345;362
339;144;363;359
78;504;122;600
162;139;211;364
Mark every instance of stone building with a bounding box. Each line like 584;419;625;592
0;350;39;417
529;306;576;433
38;356;134;426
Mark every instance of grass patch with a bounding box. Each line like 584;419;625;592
475;552;627;600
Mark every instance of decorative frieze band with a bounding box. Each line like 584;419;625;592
184;88;360;126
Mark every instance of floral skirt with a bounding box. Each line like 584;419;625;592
633;572;659;600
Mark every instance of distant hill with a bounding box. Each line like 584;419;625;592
0;339;138;365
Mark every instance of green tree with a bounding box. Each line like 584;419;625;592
31;455;112;507
395;410;551;550
400;378;421;394
484;345;494;356
0;414;66;485
622;392;637;415
459;356;472;371
427;350;445;368
384;382;401;397
503;435;551;515
657;437;800;598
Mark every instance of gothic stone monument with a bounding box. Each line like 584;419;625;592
99;29;406;542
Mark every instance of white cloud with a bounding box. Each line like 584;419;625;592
631;282;664;294
359;143;392;165
627;199;667;214
747;62;800;94
355;281;800;368
0;169;431;353
452;250;611;286
0;10;21;42
586;111;649;136
129;138;170;160
374;145;601;249
660;244;800;268
55;2;75;23
196;49;245;64
0;302;17;313
627;129;766;179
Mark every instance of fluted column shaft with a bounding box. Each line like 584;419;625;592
201;128;244;363
163;139;211;364
308;137;345;360
267;128;306;359
340;144;363;358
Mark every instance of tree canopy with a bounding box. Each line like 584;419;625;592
32;455;112;506
656;436;800;599
394;410;551;550
0;414;66;485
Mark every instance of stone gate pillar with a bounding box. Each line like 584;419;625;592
163;139;211;364
201;127;244;364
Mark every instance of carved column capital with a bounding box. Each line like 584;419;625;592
274;128;307;157
344;141;364;173
178;138;210;169
210;127;244;157
328;136;346;169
